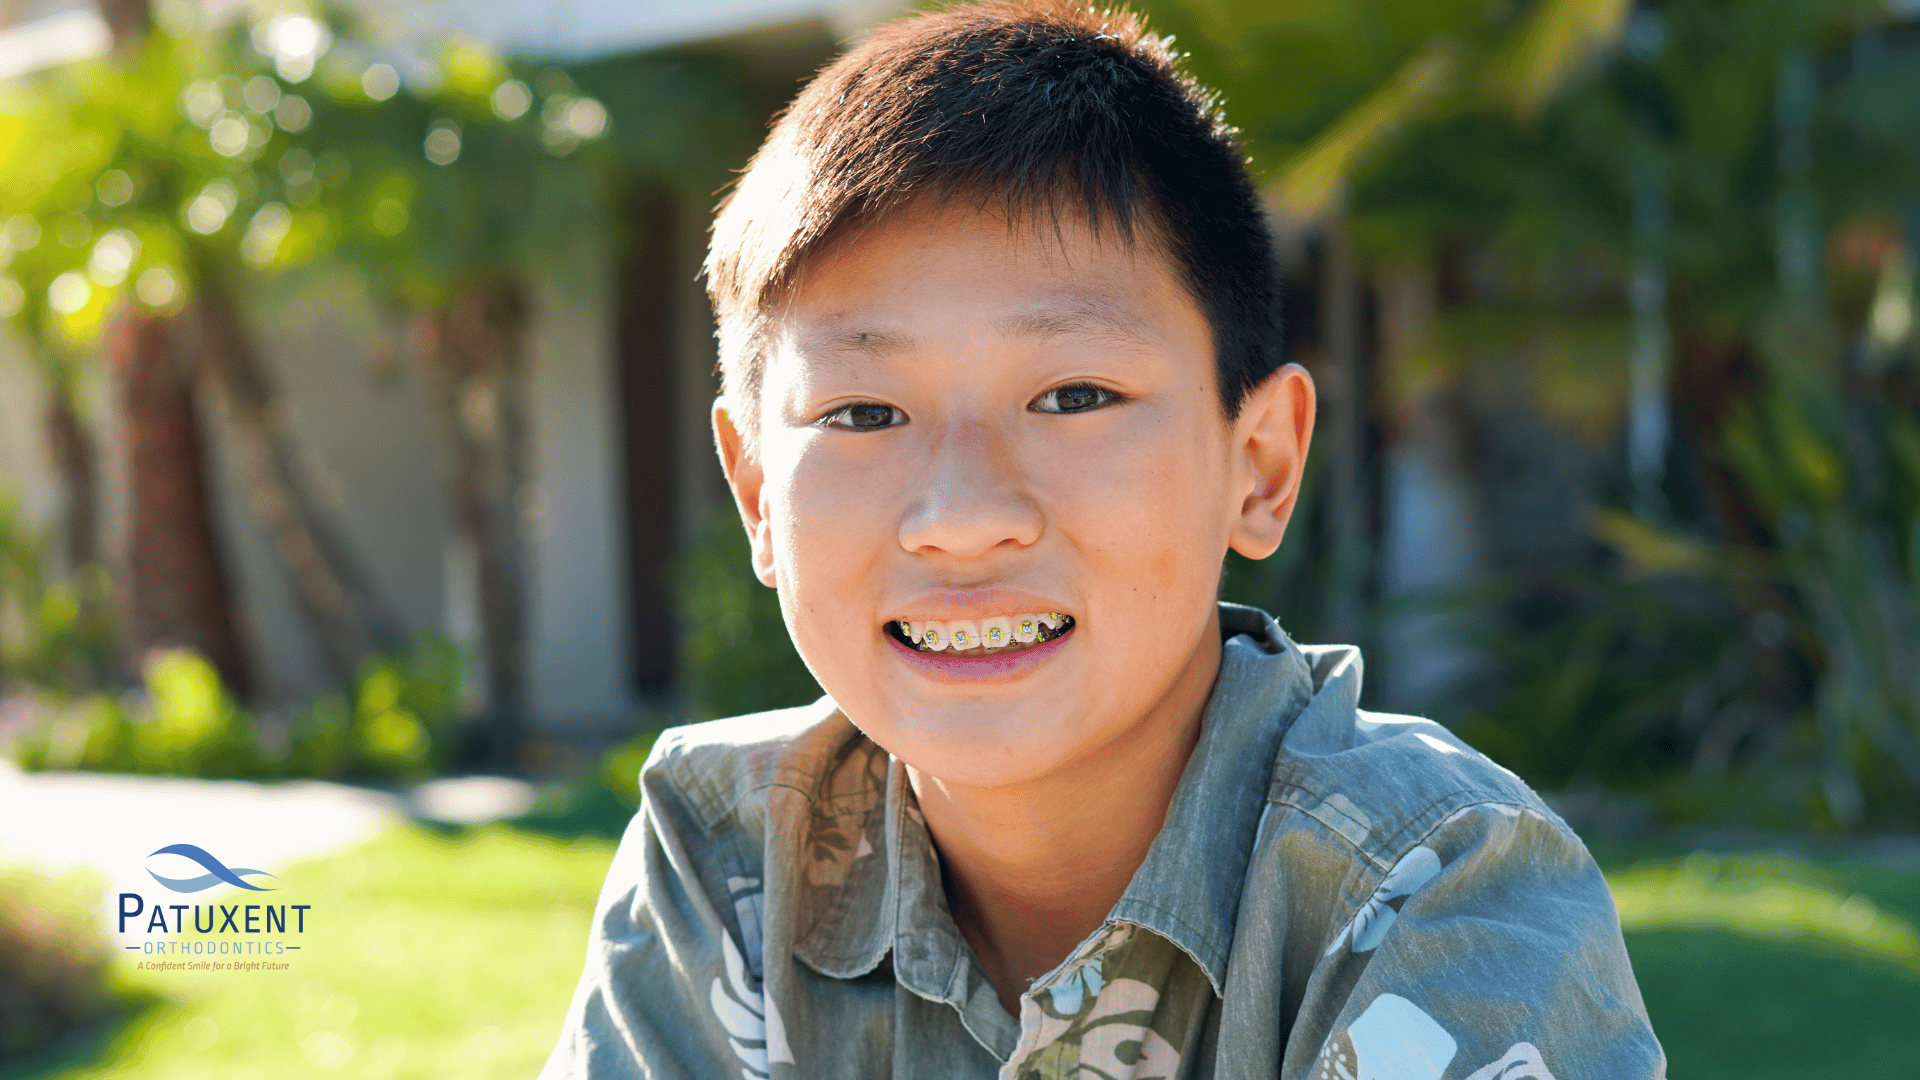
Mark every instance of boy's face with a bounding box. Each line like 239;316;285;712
716;202;1312;790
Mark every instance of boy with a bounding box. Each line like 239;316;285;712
544;2;1664;1077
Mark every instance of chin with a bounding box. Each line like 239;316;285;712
871;705;1090;789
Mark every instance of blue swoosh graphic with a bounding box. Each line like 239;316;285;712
147;844;277;893
147;868;274;892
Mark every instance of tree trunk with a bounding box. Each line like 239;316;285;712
105;312;252;697
1320;218;1371;642
41;374;99;574
415;282;530;766
93;0;149;60
192;272;405;686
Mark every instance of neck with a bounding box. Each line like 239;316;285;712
906;616;1221;1016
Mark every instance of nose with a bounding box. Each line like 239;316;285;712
897;417;1044;559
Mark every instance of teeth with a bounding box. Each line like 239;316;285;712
896;612;1072;653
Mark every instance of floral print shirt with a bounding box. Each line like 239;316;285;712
542;604;1665;1079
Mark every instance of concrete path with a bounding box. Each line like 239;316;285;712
0;763;534;947
0;761;403;946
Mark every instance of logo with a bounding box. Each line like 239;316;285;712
146;843;278;893
119;843;309;969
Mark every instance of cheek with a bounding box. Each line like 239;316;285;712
764;436;899;620
1052;415;1234;576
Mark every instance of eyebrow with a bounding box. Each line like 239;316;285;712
994;294;1156;347
797;294;1157;364
797;327;915;362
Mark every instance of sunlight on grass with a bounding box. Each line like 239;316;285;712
14;829;1919;1078
1608;852;1920;975
12;823;615;1080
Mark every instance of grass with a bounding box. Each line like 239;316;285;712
1606;850;1920;1078
4;804;1918;1078
2;822;617;1080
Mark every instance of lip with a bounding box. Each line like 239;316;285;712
889;592;1074;625
885;624;1073;683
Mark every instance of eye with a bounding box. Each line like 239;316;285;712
820;401;907;431
1032;383;1121;414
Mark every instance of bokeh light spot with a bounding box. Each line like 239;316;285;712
95;169;134;207
48;271;91;315
362;63;400;102
491;79;531;121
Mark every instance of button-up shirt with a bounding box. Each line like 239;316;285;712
543;604;1665;1079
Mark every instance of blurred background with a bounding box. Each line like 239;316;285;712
0;0;1917;1074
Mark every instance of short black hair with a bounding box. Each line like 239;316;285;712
706;0;1282;435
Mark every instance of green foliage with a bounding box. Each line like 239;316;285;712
671;513;821;722
282;634;467;780
1451;567;1816;813
1204;0;1920;828
1219;450;1342;640
10;635;467;782
0;865;118;1064
0;29;276;347
0;494;112;693
1139;0;1635;217
598;727;662;810
1722;326;1920;824
0;6;752;336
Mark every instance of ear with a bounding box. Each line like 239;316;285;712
1227;364;1316;561
712;397;779;588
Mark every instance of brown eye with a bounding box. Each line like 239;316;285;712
825;402;905;430
1035;384;1117;414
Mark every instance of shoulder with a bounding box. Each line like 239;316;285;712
641;697;862;832
1268;644;1574;871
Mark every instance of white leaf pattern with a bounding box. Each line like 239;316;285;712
710;977;761;1035
1080;1024;1180;1080
1326;846;1445;955
1077;979;1179;1080
711;929;794;1077
1464;1042;1559;1080
1317;993;1457;1080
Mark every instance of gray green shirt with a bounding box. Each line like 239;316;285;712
543;604;1664;1079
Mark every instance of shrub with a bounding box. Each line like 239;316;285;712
0;494;113;695
9;635;467;782
0;866;116;1063
671;513;820;721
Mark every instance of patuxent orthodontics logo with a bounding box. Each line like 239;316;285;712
118;843;310;972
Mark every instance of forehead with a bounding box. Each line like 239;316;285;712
769;200;1208;366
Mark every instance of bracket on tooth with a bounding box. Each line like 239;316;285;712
896;615;1072;653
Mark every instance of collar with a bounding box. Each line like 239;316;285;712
791;603;1316;1014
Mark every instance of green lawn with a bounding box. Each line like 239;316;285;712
6;822;617;1080
1609;850;1920;1078
6;815;1918;1078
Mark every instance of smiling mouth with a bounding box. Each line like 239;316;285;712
887;613;1076;655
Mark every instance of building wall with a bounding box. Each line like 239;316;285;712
0;253;640;740
527;229;635;731
210;268;450;705
221;249;638;732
